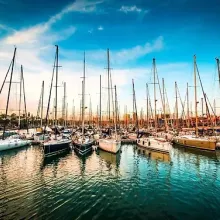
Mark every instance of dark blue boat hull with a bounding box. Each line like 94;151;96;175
73;140;94;156
44;141;71;157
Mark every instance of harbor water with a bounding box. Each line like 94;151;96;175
0;144;220;219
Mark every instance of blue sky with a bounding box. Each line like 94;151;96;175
0;0;220;118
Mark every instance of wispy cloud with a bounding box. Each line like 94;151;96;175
97;26;103;31
119;5;145;13
2;0;103;45
63;36;164;64
114;36;163;62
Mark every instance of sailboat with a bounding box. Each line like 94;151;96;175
137;58;171;153
98;49;121;154
173;55;216;151
0;48;31;151
43;45;71;157
72;52;94;155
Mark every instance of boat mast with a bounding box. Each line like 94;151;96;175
194;55;198;137
44;46;56;135
21;65;28;133
153;58;157;132
186;82;190;128
66;102;68;127
132;79;139;132
114;85;118;138
214;99;216;127
125;105;128;129
0;60;13;95
3;48;16;140
55;45;59;133
18;66;22;129
99;75;102;128
175;81;178;129
201;98;204;128
82;52;86;139
41;81;44;127
162;78;168;131
146;83;149;129
72;99;74;127
62;82;66;126
80;99;82;125
107;49;111;122
89;96;92;125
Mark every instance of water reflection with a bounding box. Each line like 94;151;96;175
0;144;220;219
41;149;71;168
172;144;218;159
98;149;121;168
136;145;171;162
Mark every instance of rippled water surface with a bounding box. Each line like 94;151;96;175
1;144;220;220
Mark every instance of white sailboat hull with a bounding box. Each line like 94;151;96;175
99;139;121;154
0;139;31;152
137;137;170;153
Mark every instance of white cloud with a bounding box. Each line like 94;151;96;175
114;36;163;62
119;5;143;13
61;36;164;64
2;0;102;46
97;26;103;31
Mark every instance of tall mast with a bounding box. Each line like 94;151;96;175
99;75;102;128
55;45;58;128
175;81;178;129
0;60;13;95
162;78;168;131
3;48;16;140
153;58;157;131
21;65;28;133
194;55;198;137
89;96;92;125
125;105;128;128
66;102;68;127
62;82;66;126
18;65;22;129
80;99;82;124
114;85;118;137
82;52;86;138
186;82;190;128
201;98;204;128
132;79;138;131
107;48;110;122
40;81;44;127
44;46;56;133
214;99;216;127
146;83;149;129
72;99;74;127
